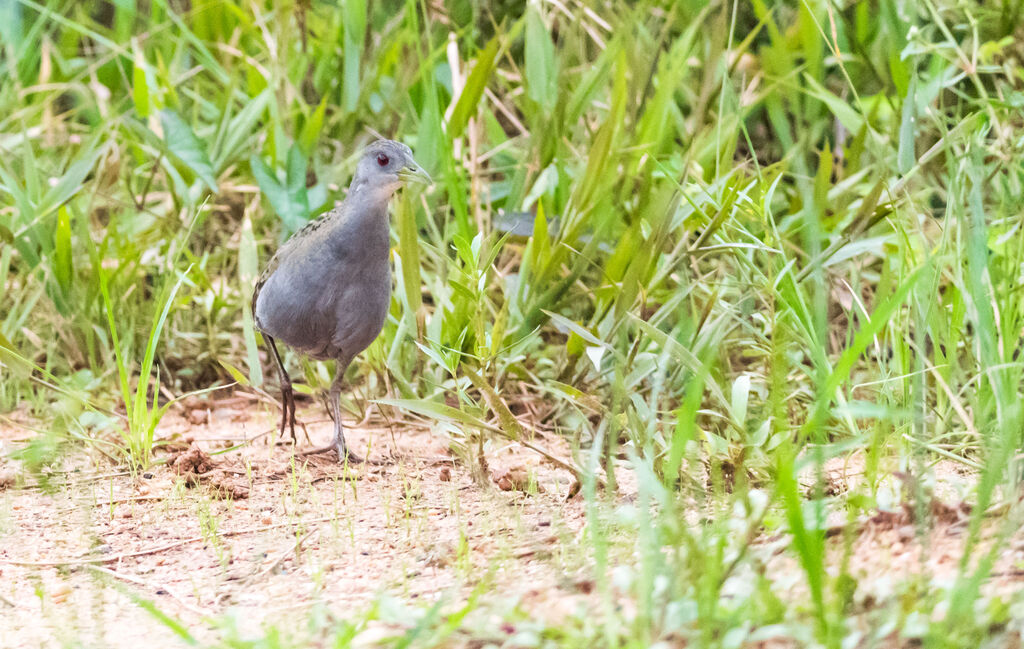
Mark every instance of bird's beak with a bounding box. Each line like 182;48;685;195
398;162;432;186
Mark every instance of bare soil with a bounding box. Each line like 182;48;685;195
0;397;594;648
2;397;1023;648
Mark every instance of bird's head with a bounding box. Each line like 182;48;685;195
351;139;432;198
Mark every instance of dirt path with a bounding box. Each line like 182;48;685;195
0;404;594;648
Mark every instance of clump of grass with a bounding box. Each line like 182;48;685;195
99;264;190;469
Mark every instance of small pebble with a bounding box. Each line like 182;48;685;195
51;584;73;604
897;525;915;541
0;469;17;489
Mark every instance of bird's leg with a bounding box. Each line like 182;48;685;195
319;392;335;422
299;359;366;463
327;372;362;463
266;335;309;445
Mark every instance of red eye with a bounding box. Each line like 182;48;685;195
376;153;390;167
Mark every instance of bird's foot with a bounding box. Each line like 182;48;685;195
274;386;312;446
298;442;365;464
296;443;392;465
275;417;291;446
274;419;301;446
276;385;296;444
275;421;311;447
288;411;312;446
340;449;365;464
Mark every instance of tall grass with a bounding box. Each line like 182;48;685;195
2;0;1024;644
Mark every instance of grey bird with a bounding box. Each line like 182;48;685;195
251;139;431;462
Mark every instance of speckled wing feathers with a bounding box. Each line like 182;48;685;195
251;206;344;328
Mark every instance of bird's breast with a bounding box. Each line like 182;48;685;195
254;231;392;361
321;256;391;358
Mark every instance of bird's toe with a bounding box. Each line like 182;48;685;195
337;445;364;464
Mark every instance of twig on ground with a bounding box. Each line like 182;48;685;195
78;496;168;507
13;471;134;491
248;527;321;582
85;564;207;617
57;495;168;515
0;515;339;567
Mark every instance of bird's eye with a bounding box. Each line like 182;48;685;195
376;153;390;167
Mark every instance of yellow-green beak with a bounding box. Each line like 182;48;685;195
398;162;432;186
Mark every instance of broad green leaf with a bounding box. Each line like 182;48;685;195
213;89;271;171
238;213;262;386
566;43;616;124
299;95;328;154
285;144;308;214
37;143;107;219
341;0;366;114
543;309;609;349
396;195;422;322
448;35;500;139
525;2;557;112
53;205;73;298
802;73;864;134
463;364;521;441
218;359;252;388
417;47;446;181
250;149;309;233
375;398;491;431
413;341;455;374
0;1;22;53
159;109;218;191
572;50;627;213
152;0;229;84
132;41;150;118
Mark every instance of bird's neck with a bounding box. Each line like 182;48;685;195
328;189;394;256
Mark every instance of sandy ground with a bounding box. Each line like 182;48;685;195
0;397;595;648
2;396;1024;648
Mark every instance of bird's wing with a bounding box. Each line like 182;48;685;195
250;250;279;322
251;207;344;321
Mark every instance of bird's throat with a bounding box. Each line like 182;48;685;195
327;198;392;260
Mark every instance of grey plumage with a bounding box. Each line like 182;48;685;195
252;139;430;461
